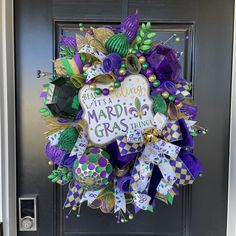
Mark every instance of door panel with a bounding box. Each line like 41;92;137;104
15;1;234;236
56;22;193;236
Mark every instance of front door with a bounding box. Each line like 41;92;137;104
15;1;234;235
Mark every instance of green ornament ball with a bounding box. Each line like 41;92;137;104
168;95;175;101
114;81;121;88
153;80;160;88
95;88;102;95
105;33;130;57
141;62;149;70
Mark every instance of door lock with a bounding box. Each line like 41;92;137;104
19;196;37;231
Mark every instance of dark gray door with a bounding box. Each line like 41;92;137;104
15;1;234;235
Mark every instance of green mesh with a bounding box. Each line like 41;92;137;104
57;127;79;152
152;94;167;114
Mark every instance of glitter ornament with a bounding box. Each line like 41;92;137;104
73;148;114;190
105;33;130;57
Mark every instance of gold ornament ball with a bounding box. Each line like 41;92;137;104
162;91;170;99
72;206;77;211
129;214;134;220
83;65;89;72
119;68;126;76
109;85;115;92
89;84;96;90
148;75;156;82
138;56;146;64
48;161;53;166
175;37;180;42
121;218;125;223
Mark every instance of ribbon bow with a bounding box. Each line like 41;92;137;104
142;127;161;143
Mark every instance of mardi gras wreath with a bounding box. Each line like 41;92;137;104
38;12;207;222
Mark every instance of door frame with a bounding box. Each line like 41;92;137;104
227;1;236;235
0;0;17;235
0;1;236;236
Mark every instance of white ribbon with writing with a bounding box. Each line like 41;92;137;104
82;190;101;205
133;192;151;210
79;45;106;62
126;129;143;143
70;131;88;159
114;180;126;213
48;129;64;146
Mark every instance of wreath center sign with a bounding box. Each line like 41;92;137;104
79;74;154;145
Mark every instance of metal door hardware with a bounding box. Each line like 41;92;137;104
18;196;37;231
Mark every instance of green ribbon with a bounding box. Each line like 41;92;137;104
60;58;74;77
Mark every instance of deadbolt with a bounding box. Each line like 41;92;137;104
18;196;37;231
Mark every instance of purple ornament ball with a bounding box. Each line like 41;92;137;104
117;76;125;82
102;88;110;96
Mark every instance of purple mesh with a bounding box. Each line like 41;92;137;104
59;36;77;50
45;142;66;165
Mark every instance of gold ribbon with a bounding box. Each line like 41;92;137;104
142;127;161;143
